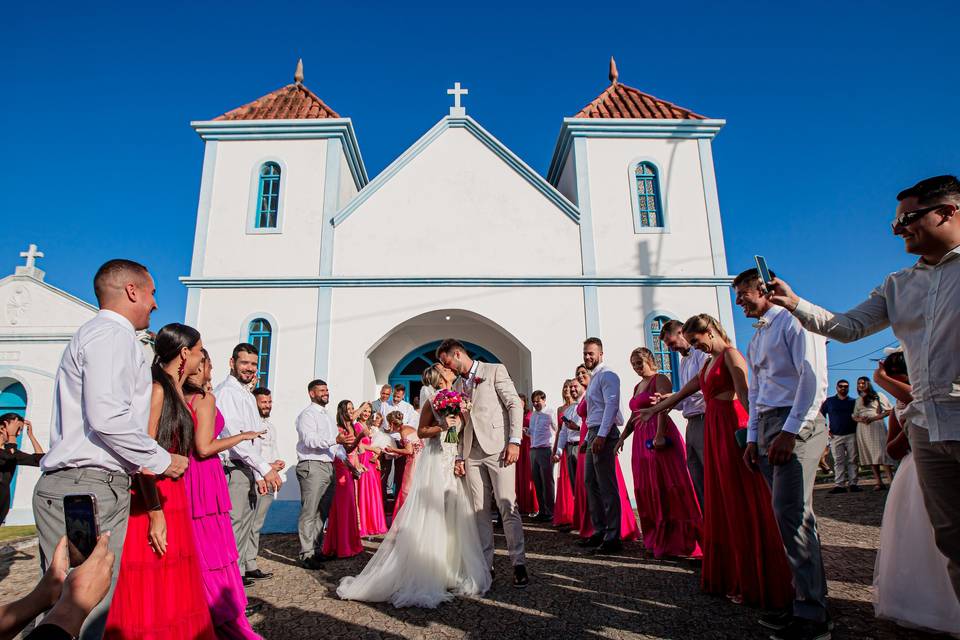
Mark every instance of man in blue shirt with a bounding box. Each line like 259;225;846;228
820;380;862;494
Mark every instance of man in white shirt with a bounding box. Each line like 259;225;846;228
214;344;283;582
735;268;829;638
580;338;624;554
660;319;709;507
245;386;285;581
370;384;392;418
379;385;414;497
554;381;583;500
295;379;355;568
527;390;557;522
33;259;188;640
767;174;960;604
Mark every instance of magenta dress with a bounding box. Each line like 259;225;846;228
553;407;574;527
354;423;387;537
322;429;364;559
185;400;261;639
628;378;703;558
574;398;640;541
391;431;422;518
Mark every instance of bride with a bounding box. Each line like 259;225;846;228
336;363;492;608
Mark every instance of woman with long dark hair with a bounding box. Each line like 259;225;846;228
854;376;895;490
321;400;364;558
184;348;265;639
105;324;216;639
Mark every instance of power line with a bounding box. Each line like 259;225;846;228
827;340;899;369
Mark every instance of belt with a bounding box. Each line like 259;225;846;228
758;406;792;417
45;466;131;487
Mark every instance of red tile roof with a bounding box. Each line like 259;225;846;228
574;82;706;120
214;82;340;121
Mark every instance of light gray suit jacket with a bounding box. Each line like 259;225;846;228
456;361;523;459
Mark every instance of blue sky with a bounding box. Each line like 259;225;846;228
4;1;958;388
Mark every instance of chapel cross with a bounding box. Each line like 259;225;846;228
447;82;469;117
19;244;44;270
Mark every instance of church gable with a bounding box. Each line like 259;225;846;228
0;276;96;332
331;117;583;278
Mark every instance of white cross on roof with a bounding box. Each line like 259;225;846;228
447;82;468;117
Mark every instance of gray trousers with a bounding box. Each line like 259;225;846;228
757;407;829;622
684;414;706;508
910;426;960;600
529;447;555;518
246;492;274;571
295;460;335;560
226;463;258;574
584;427;621;542
33;468;132;640
565;443;580;495
830;433;859;487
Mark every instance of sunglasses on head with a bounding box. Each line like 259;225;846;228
891;203;949;233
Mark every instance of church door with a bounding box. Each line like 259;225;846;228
0;380;27;511
388;341;500;403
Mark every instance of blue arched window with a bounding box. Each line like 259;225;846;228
255;162;281;229
648;315;680;390
247;318;273;387
388;341;500;401
633;161;664;230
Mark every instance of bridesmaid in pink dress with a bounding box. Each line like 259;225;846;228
353;404;387;537
573;365;640;542
617;347;702;559
183;349;264;639
384;411;422;518
322;401;364;559
552;381;576;528
515;395;540;516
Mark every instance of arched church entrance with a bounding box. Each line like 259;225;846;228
388;341;500;402
0;378;28;516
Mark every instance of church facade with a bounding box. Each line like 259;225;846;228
182;60;735;515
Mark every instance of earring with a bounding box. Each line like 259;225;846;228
177;356;186;380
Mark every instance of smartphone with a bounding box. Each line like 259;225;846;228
754;255;774;288
64;494;99;567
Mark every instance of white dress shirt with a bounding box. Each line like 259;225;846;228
585;363;624;437
41;310;171;475
214;375;273;478
560;403;582;445
746;305;828;443
792;246;960;443
678;349;708;418
255;416;278;463
378;399;414;426
556;425;569;453
527;409;556;448
295;403;340;462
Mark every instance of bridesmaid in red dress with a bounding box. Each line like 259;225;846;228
353;403;387;537
641;314;792;610
573;365;640;542
321;400;364;559
384;411;422;519
552;381;576;528
105;324;215;640
515;394;540;516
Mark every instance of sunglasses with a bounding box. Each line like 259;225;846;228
891;204;948;233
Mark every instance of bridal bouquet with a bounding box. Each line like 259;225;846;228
433;389;467;444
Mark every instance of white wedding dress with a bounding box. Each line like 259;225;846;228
336;388;492;608
873;450;960;635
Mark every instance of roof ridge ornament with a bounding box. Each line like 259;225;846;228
294;58;304;84
609;56;619;85
447;81;468;117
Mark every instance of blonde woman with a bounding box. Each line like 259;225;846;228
551;381;576;527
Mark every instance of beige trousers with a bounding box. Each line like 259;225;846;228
466;445;526;567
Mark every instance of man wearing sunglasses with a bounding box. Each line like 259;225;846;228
766;175;960;614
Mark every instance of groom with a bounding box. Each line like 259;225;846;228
436;339;529;588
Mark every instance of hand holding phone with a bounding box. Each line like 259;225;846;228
64;494;99;568
754;255;774;291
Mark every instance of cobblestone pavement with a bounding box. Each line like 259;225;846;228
1;489;947;639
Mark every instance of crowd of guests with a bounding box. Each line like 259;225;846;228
2;174;959;640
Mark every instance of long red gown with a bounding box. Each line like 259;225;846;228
628;378;703;558
516;410;539;515
105;470;216;639
552;406;574;527
321;428;364;558
700;348;793;609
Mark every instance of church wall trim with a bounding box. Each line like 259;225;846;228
181;275;734;288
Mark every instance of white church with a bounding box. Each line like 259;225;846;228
3;58;735;528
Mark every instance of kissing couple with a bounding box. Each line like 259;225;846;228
337;339;528;608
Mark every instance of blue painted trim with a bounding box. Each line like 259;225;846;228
181;275;735;288
314;287;332;380
547;118;727;186
246;158;287;234
189;141;219;277
190;119;368;191
0;334;76;344
239;312;278;391
314;139;342;380
628;157;670;234
388;340;501;398
573;138;597;277
583;286;600;337
331;116;580;228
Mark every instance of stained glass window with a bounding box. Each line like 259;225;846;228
634;162;663;228
649;315;680;390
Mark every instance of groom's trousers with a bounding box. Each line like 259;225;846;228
466;445;526;568
585;426;621;542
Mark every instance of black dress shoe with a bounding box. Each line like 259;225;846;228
245;569;273;580
759;610;794;631
827;486;847;495
533;513;553;523
848;485;863;493
590;539;623;555
513;564;529;589
299;555;324;570
242;576;255;587
244;603;262;616
576;534;604;548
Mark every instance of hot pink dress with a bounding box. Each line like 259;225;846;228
516;411;539;515
322;428;364;559
183;400;261;639
552;407;574;527
574;398;640;541
628;378;703;559
354;422;387;537
392;430;422;518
